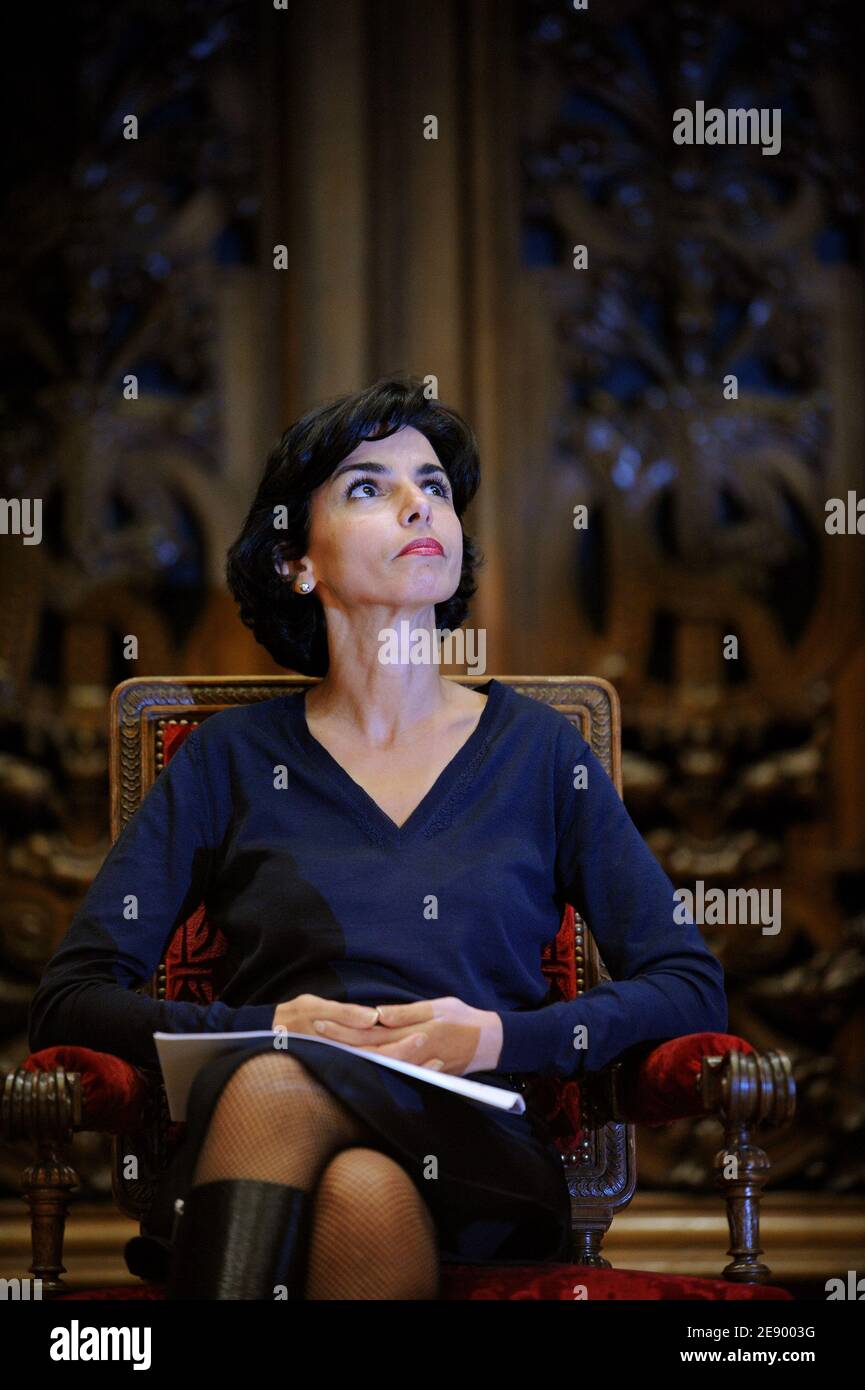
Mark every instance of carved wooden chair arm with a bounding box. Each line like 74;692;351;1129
2;1050;157;1294
581;1041;796;1281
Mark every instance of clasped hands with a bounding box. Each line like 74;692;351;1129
271;994;503;1076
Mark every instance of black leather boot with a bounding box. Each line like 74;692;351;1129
166;1178;313;1300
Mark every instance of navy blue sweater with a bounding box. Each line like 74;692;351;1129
27;679;728;1077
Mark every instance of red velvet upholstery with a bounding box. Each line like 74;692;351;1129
22;1047;150;1135
439;1266;793;1300
618;1033;754;1126
54;1267;793;1301
159;726;233;1005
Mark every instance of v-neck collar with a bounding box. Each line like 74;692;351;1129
286;678;507;847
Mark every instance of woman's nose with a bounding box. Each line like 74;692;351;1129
399;488;433;523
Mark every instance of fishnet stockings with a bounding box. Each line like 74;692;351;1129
191;1050;439;1299
193;1051;373;1188
304;1147;440;1300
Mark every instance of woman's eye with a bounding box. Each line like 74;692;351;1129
345;478;377;499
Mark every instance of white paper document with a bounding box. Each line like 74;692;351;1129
153;1029;527;1122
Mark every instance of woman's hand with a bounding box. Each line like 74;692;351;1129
271;994;384;1039
304;996;504;1077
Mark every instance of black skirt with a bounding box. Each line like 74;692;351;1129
124;1037;573;1281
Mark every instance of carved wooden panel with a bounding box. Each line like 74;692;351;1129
0;0;270;1201
510;0;865;1192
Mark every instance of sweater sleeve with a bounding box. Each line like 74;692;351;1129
496;726;728;1077
27;728;275;1070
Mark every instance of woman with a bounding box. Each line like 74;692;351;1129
27;376;728;1300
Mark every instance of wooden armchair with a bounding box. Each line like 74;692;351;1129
3;675;796;1300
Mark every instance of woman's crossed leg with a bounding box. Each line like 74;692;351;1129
191;1050;439;1299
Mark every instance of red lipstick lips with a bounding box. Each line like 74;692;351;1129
396;538;444;557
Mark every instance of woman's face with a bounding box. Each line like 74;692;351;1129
287;425;464;616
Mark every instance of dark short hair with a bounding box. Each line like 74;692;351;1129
225;375;484;675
